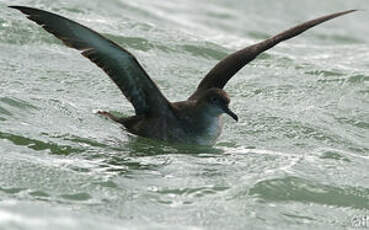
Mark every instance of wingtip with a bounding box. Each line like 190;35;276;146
8;5;28;12
8;5;22;9
330;9;359;21
345;9;358;13
9;5;36;13
338;9;359;15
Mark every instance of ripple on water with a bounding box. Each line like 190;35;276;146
0;131;84;155
347;74;369;83
335;116;369;131
180;42;228;60
247;30;270;40
314;33;363;44
156;185;229;198
239;115;345;147
0;187;26;194
249;176;369;210
0;106;12;118
60;192;92;202
308;70;369;84
151;185;230;205
0;97;38;119
319;150;351;162
29;191;50;198
0;96;39;122
305;69;345;77
0;19;60;46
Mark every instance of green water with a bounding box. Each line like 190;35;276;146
1;0;368;229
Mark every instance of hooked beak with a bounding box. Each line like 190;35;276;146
223;106;238;122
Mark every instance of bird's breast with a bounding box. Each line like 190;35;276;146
194;116;223;145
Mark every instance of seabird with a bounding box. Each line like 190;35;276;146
10;6;356;145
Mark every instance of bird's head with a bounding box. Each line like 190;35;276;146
197;88;238;121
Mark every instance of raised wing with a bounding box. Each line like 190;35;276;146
189;10;356;100
10;6;172;116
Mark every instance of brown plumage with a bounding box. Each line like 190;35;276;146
10;6;356;145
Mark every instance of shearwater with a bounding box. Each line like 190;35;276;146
10;6;356;145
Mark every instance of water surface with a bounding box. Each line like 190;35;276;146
1;0;369;229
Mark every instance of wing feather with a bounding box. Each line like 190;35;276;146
10;6;172;116
190;10;356;99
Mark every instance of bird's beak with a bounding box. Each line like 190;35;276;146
223;106;238;122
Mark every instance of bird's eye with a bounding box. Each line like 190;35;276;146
211;97;217;103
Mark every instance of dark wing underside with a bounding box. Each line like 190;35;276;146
10;6;172;116
189;10;356;100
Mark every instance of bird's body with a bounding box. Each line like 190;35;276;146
10;6;356;145
105;89;229;145
120;104;224;145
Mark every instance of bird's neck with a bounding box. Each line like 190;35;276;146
172;100;223;145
